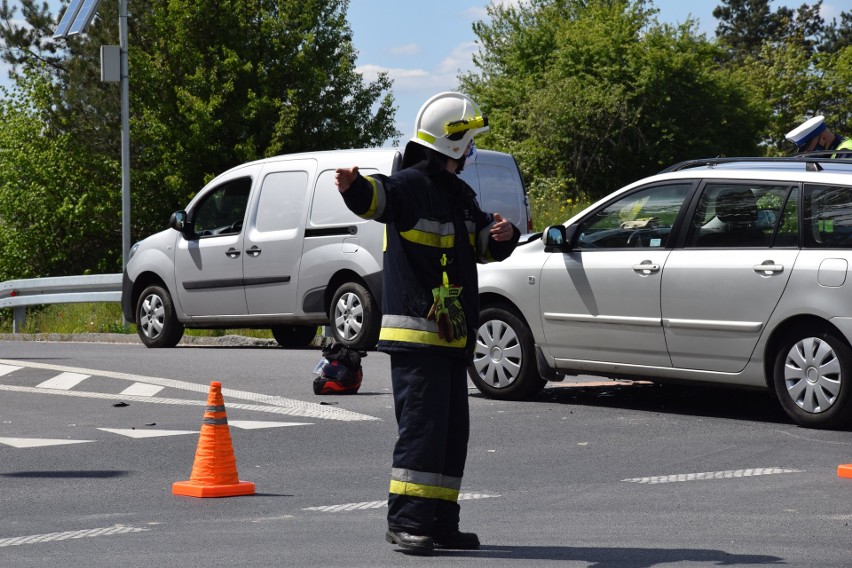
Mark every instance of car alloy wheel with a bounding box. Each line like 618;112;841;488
774;328;852;429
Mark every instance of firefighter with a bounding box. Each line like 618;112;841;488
786;115;852;154
335;92;520;556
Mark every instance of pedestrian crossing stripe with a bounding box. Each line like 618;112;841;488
303;492;501;512
0;524;151;548
622;467;802;484
228;420;313;429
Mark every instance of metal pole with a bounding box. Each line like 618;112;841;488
119;0;130;272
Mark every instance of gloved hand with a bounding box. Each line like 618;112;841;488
427;285;466;342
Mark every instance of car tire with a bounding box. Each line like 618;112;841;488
271;325;318;349
469;305;546;400
135;284;184;348
772;327;852;429
330;282;380;349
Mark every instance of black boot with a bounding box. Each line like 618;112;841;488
433;529;480;550
385;529;434;555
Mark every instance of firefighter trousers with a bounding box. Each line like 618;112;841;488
387;351;470;535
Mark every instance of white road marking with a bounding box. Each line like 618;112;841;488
119;383;165;397
0;437;95;448
36;372;89;390
0;363;21;376
0;524;150;547
622;467;802;484
98;428;198;439
303;492;501;512
228;420;313;429
0;358;379;422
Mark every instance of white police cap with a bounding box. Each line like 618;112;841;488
786;115;826;148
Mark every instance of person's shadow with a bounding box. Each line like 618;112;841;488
430;545;784;566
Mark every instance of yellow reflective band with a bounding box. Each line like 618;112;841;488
445;115;487;135
389;480;460;502
361;176;385;219
400;228;455;248
417;130;437;144
380;326;467;348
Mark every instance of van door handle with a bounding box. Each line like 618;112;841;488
225;248;241;259
753;260;783;275
246;246;262;257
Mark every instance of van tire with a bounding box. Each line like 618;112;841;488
330;282;380;349
136;284;184;348
271;325;318;349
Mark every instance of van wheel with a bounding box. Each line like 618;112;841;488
271;325;318;349
469;305;546;400
136;284;184;348
330;282;380;348
773;327;852;429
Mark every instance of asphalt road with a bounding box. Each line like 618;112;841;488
1;337;851;567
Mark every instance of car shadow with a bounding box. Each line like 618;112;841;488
428;544;784;566
475;380;792;426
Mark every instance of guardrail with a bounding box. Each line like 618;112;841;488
0;274;122;333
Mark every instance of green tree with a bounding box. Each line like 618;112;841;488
461;0;765;207
0;0;399;278
0;68;120;281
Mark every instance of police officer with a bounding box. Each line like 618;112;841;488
336;92;520;556
786;115;852;154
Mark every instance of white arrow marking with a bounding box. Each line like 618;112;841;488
98;428;198;439
0;437;95;448
228;420;313;429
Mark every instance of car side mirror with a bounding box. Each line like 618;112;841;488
544;225;574;252
169;210;189;233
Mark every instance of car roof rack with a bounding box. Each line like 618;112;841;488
660;152;852;173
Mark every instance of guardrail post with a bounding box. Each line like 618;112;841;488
13;306;25;333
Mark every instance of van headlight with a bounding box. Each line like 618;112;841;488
128;242;140;261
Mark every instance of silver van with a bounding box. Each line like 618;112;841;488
120;147;530;349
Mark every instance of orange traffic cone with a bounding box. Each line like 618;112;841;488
172;381;255;498
839;464;852;479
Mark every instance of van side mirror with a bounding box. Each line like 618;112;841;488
169;210;188;233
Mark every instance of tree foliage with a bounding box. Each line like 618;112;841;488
0;0;399;279
461;0;764;204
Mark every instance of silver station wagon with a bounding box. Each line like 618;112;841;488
471;155;852;429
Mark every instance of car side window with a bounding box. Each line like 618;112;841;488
575;183;691;249
686;183;792;248
803;184;852;248
192;177;252;237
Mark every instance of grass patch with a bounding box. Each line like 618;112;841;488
0;302;274;339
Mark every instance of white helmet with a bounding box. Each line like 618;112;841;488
410;92;490;159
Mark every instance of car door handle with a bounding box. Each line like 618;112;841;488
225;247;241;259
753;261;783;275
632;261;660;275
246;246;262;257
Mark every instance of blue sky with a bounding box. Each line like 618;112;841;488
7;0;847;145
347;0;845;144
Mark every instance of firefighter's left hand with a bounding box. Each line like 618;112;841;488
490;213;515;242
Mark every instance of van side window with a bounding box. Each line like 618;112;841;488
255;171;309;232
477;163;521;224
193;177;251;237
310;169;378;226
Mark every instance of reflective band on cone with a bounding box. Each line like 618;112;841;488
172;381;255;498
